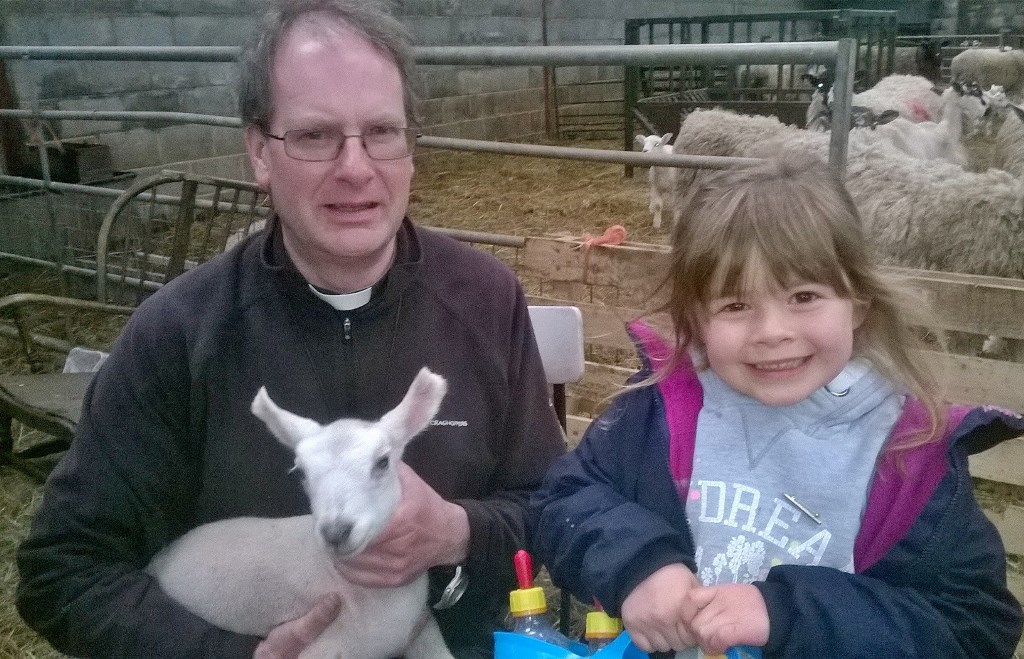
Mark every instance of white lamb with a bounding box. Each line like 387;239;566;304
634;132;677;230
146;367;456;659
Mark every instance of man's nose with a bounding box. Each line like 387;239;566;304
329;135;375;179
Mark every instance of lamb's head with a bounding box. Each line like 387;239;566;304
634;132;673;153
949;81;992;118
250;367;447;558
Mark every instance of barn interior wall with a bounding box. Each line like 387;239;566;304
2;0;806;175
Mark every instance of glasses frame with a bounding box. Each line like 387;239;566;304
262;127;421;162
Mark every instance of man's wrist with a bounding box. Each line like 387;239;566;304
438;501;471;565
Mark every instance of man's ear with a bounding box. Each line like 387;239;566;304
244;124;272;190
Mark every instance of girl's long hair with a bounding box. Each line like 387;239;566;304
649;151;947;453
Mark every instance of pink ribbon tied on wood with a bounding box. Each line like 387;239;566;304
580;225;627;282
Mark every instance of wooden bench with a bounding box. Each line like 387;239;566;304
0;172;266;472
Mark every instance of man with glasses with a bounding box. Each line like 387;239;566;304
16;1;565;658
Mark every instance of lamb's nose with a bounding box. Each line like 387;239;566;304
320;521;353;549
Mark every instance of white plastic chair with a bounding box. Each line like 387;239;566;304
527;304;586;635
527;305;586;433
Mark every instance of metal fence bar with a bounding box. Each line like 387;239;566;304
2;42;839;66
0;46;240;61
0;108;241;127
418;136;762;170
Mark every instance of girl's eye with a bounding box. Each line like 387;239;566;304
711;300;746;314
792;291;820;304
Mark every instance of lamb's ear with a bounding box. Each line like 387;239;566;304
380;367;447;449
634;134;645;147
660;132;673;145
251;386;324;449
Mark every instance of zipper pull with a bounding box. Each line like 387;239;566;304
343;317;352;341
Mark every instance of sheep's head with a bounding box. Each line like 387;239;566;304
634;132;673;152
250;367;447;559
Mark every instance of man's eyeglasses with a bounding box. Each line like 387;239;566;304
263;126;420;162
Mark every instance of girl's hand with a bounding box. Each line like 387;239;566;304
687;584;769;654
254;593;342;659
620;563;701;653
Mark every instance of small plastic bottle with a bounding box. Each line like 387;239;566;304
508;549;576;649
584;600;622;654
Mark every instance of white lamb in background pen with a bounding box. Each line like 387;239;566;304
146;367;456;659
671;108;1024;360
634;132;677;230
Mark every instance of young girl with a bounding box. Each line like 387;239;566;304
530;152;1023;658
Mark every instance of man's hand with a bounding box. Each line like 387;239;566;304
254;593;342;659
687;583;769;654
337;463;469;587
620;563;701;653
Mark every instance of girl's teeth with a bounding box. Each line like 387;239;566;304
755;359;803;371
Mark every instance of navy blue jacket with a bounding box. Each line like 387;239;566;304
532;323;1023;658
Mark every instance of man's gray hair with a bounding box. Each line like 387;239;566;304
238;0;420;129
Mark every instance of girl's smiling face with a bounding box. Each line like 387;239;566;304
700;279;864;407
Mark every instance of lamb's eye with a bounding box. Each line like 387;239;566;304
371;455;390;476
